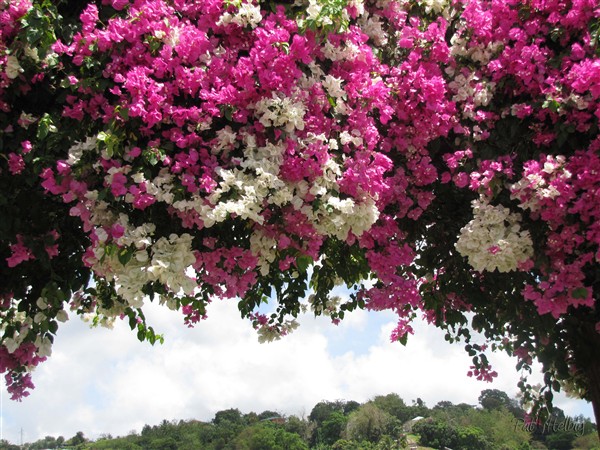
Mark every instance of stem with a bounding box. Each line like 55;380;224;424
588;359;600;442
582;325;600;441
568;317;600;440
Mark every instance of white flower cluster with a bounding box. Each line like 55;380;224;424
450;34;503;65
256;318;300;343
322;39;361;62
148;233;197;293
66;136;98;166
82;312;116;329
250;229;278;276
419;0;448;14
455;198;534;272
301;0;364;27
447;70;496;117
34;336;53;358
357;12;388;46
4;55;22;79
2;311;32;355
35;297;68;325
298;157;380;241
213;125;237;155
1;300;59;358
306;0;326;23
207;140;287;226
311;194;379;241
91;217;196;309
217;2;262;29
134;168;176;204
510;155;570;212
254;91;306;133
322;75;346;100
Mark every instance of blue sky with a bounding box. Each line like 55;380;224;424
1;297;595;444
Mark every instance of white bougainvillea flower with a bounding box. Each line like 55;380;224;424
456;197;533;273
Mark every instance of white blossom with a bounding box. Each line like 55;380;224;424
510;155;570;212
218;2;262;29
257;319;300;343
254;92;306;133
455;198;533;273
5;55;22;79
67;136;98;165
420;0;448;14
306;0;322;21
250;229;278;276
358;12;388;46
35;336;52;358
36;297;48;310
34;312;46;324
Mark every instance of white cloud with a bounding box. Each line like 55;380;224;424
2;299;594;444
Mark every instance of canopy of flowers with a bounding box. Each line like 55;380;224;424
1;0;599;418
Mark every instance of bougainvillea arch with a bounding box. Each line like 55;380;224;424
1;0;599;432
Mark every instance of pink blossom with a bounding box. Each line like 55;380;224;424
6;236;34;268
7;153;24;174
20;140;32;153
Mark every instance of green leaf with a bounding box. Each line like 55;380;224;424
542;98;560;113
37;114;56;140
48;320;58;334
117;107;129;120
571;287;588;299
296;255;313;273
117;246;134;266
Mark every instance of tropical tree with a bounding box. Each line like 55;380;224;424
478;389;512;411
412;418;459;449
232;422;308;450
319;411;349;446
309;400;356;446
371;394;412;424
0;0;599;436
345;403;395;444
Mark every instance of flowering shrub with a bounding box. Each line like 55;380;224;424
1;0;599;423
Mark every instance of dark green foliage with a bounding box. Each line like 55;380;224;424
455;425;492;450
371;394;412;424
319;412;349;446
413;418;459;449
23;435;65;450
309;400;349;424
309;399;360;447
345;403;396;444
232;422;308;450
0;441;20;450
545;430;578;450
213;408;245;426
68;431;87;446
284;415;314;442
331;439;366;450
479;389;512;411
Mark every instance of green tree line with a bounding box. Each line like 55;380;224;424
7;390;600;450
